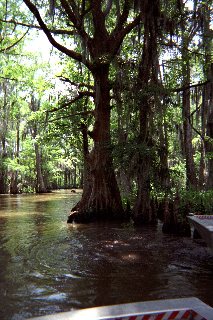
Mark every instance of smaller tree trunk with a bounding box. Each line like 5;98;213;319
0;141;8;194
35;143;47;193
132;0;159;224
206;104;213;189
162;195;191;237
10;123;21;194
10;171;19;194
132;156;156;224
0;163;8;194
64;168;68;188
180;0;198;189
182;84;198;189
68;123;92;220
204;51;213;189
198;140;206;189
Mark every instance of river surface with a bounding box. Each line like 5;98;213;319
0;190;212;320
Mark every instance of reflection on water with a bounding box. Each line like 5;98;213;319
0;190;212;320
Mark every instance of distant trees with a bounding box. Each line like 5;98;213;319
0;15;83;193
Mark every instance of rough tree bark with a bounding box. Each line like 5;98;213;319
203;3;213;189
205;79;213;189
199;87;207;189
181;55;198;189
113;64;132;214
180;0;198;189
69;63;126;222
132;0;159;224
0;80;9;194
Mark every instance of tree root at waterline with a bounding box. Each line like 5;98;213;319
67;207;130;223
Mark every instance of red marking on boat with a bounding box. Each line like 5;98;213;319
168;310;179;319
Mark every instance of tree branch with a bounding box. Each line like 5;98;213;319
110;14;141;56
60;0;78;26
0;18;76;35
112;0;134;35
48;91;94;113
91;0;109;38
171;80;209;93
58;75;94;90
0;76;17;81
103;0;113;17
0;29;29;52
48;110;94;122
22;0;92;69
186;113;204;141
120;15;141;40
60;0;90;44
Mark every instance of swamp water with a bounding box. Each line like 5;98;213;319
0;190;212;320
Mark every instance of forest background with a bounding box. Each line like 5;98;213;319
0;0;213;233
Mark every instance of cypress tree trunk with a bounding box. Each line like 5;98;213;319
199;89;207;189
0;156;8;194
0;137;8;194
182;58;198;189
203;4;213;189
114;66;132;213
132;0;159;224
206;81;213;189
68;65;124;222
180;0;198;189
133;151;154;224
10;172;18;194
35;143;47;193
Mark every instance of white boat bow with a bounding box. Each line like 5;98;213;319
28;297;213;320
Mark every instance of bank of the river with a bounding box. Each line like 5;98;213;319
0;190;212;320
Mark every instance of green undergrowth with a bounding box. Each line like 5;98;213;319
178;190;213;215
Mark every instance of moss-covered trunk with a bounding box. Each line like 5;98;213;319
132;0;159;224
68;65;124;223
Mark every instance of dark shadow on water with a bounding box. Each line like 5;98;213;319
0;191;212;319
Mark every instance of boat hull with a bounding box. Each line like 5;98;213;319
188;215;213;251
28;297;213;320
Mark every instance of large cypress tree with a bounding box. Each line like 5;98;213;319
22;0;140;222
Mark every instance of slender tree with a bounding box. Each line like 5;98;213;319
179;0;198;189
202;1;213;189
132;0;160;224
